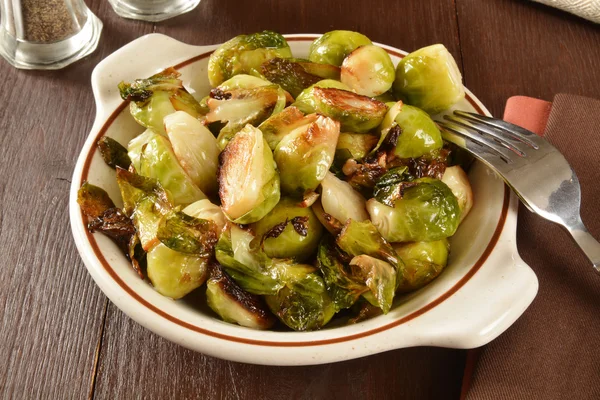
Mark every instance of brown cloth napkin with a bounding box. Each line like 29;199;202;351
463;94;600;399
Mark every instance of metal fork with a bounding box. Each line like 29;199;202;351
436;110;600;274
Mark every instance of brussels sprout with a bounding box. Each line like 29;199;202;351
441;166;473;223
341;45;395;97
275;114;340;195
182;199;227;235
164;111;220;196
218;125;280;224
207;31;292;87
215;225;282;295
217;74;273;90
77;182;116;219
205;84;287;148
374;91;396;103
367;178;460;242
206;265;276;330
294;87;388;133
320;172;369;224
393;44;465;114
146;243;209;299
260;58;324;98
336;132;378;160
156;209;218;256
336;219;402;269
265;262;335;331
292;79;350;114
372;166;413;207
294;60;341;80
116;167;172;251
251;198;323;260
308;30;372;66
349;255;396;314
393;239;449;293
118;68;205;134
127;129;155;172
139;132;207;206
97;137;131;170
258;106;309;150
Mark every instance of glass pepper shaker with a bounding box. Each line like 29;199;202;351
108;0;201;22
0;0;102;70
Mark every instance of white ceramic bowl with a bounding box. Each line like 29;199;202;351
69;34;538;365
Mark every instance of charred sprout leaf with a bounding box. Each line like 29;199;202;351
77;182;116;219
88;208;136;255
348;300;383;324
215;225;282;295
373;166;414;207
260;58;323;98
156;210;218;257
308;30;372;66
139;132;207;206
275;114;340;195
206;264;276;330
251;198;323;261
320;172;369;224
341;45;395;97
97;137;131;170
394;239;449;293
164;111;220;196
441;165;473;223
147;243;209;299
207;31;292;87
218;125;280;224
336;132;378;160
341;152;388;195
336;219;401;269
367;178;460;242
265;262;335;331
393;44;465;114
182;199;227;235
349;255;396;314
401;148;450;180
118;68;204;134
128;233;146;279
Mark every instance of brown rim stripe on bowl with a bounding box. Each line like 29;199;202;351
80;41;505;347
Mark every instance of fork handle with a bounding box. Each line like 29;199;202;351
567;218;600;275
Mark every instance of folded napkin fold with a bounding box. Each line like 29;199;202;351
532;0;600;23
463;94;600;399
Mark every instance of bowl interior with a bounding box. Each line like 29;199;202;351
77;38;507;343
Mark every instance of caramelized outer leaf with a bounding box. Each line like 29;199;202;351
97;137;132;170
77;182;116;219
156;210;218;257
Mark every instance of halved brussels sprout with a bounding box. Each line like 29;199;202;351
294;87;388;133
139;132;207;206
146;243;209;299
341;45;395;97
367;178;460;242
251;198;323;260
218;124;280;224
97;137;131;170
308;30;373;66
156;209;218;257
320;172;369;224
393;239;449;293
164;111;220;196
258;106;310;150
260;58;324;98
183;199;227;235
441;166;473;223
265;262;335;331
274;114;340;195
294;60;341;80
336;219;402;269
207;31;292;87
217;74;273;90
118;68;205;134
392;44;465;114
206;264;276;330
292;79;351;114
336;132;378;160
215;225;282;295
349;255;396;314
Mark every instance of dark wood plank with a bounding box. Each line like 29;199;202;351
0;1;153;398
93;1;468;399
456;0;600;117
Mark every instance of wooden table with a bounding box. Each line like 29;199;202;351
1;0;599;398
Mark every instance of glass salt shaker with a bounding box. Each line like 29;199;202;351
0;0;102;70
108;0;201;22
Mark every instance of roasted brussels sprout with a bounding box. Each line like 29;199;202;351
336;132;378;160
349;255;396;314
274;114;340;195
206;264;276;330
215;225;282;295
392;44;465;114
182;199;227;235
261;58;324;98
265;262;335;331
394;239;449;293
320;172;369;224
138;132;207;206
441;166;473;223
207;31;292;87
97;137;131;170
258;106;308;149
292;79;350;113
218;124;280;224
146;243;209;299
336;219;402;268
294;87;388;133
341;45;395;97
217;74;273;90
164;111;220;196
156;209;218;257
308;30;372;66
367;177;460;242
293;59;341;80
251;198;323;260
372;166;413;207
118;68;205;134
